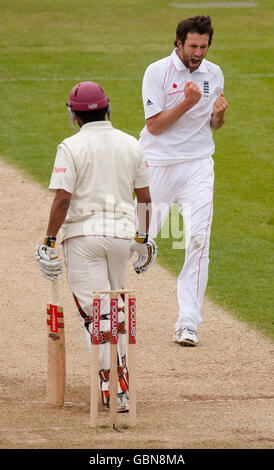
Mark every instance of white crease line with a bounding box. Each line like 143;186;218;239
0;76;141;82
0;73;273;83
0;426;78;432
144;397;274;403
1;396;273;406
0;398;272;433
169;1;257;8
0;400;87;407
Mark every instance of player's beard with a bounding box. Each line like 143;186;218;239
181;51;202;72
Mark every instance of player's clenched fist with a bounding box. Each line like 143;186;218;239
184;81;202;107
129;232;158;274
210;92;228;129
213;93;228;117
35;236;62;281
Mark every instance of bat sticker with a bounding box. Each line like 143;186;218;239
47;304;64;335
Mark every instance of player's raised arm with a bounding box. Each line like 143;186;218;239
210;93;228;130
146;81;202;136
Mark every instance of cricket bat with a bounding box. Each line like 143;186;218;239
46;278;66;406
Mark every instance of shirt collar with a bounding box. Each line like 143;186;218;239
171;48;207;73
80;121;113;131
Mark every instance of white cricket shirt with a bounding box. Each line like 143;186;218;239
139;49;224;165
49;121;150;242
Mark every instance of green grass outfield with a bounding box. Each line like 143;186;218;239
1;0;273;338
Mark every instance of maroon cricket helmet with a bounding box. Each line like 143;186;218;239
67;81;109;111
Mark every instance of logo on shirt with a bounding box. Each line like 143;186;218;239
146;99;153;106
172;83;177;88
53;167;67;173
203;81;210;96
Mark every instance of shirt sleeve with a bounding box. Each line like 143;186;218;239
142;63;165;119
48;144;76;194
133;144;150;189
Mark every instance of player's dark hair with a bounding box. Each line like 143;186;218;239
75;107;108;123
174;15;213;47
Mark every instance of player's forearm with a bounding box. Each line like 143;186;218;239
210;113;225;130
137;202;152;234
46;190;71;236
135;187;152;234
146;99;193;136
210;93;228;130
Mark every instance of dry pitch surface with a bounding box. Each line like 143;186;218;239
0;159;273;449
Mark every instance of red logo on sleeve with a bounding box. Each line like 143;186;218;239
53;167;67;173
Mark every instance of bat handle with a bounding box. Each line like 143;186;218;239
51;278;60;305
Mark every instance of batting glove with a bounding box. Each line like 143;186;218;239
129;232;158;274
35;236;62;281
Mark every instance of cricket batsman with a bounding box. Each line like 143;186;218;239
35;81;157;412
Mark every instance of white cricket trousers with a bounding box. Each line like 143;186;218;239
148;157;214;332
63;236;131;360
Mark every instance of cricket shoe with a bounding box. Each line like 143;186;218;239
117;392;129;413
104;392;129;413
173;327;199;346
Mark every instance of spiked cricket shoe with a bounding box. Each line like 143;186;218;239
173;327;199;346
104;392;129;413
117;392;129;413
